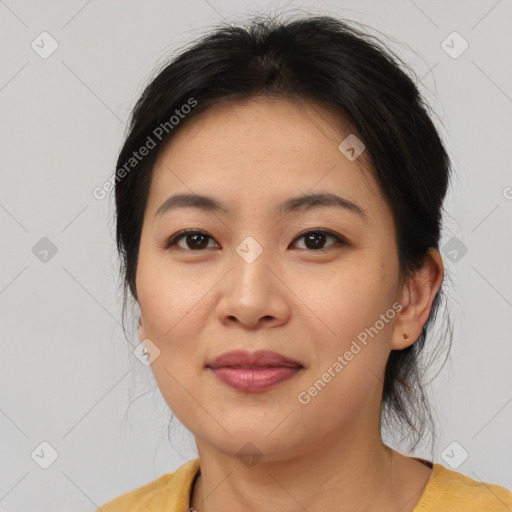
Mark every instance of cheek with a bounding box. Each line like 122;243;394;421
298;257;398;406
135;252;214;393
301;256;398;343
294;273;397;431
137;248;209;336
136;257;213;428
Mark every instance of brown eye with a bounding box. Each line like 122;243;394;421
292;230;346;251
165;230;218;251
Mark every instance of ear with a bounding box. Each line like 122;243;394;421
392;248;444;350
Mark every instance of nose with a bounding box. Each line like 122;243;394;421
215;246;291;330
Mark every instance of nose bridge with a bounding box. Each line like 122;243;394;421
232;233;274;294
215;232;290;327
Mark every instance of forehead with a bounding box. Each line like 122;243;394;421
147;97;386;219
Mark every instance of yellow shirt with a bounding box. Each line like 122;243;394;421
96;458;512;511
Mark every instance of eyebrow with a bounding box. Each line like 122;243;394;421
154;191;367;220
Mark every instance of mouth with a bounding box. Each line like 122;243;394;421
206;350;304;392
207;366;304;392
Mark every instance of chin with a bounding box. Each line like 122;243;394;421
196;422;306;462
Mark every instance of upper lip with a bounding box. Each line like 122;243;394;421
206;350;303;369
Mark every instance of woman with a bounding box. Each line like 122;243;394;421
96;14;512;512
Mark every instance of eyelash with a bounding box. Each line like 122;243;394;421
163;229;348;252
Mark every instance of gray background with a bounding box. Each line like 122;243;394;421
1;0;511;510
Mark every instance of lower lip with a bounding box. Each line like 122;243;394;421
208;366;302;391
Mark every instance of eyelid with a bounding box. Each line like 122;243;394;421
163;228;348;251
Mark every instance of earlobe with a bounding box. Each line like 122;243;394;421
392;248;444;350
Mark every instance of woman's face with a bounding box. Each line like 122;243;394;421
136;97;407;460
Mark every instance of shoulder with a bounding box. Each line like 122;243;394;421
415;463;512;511
94;458;201;512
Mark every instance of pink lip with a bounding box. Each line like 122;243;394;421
207;349;302;368
206;350;304;392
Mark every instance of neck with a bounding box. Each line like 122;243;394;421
190;421;429;512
